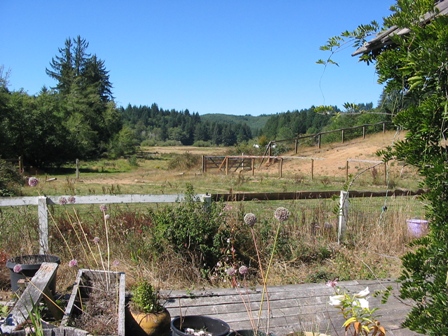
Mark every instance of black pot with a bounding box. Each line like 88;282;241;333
229;330;270;336
171;315;230;336
6;254;60;293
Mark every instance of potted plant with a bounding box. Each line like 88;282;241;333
127;280;171;336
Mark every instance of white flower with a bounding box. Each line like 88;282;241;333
329;294;345;307
354;286;370;298
353;298;369;309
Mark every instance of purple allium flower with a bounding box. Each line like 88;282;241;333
28;177;39;187
326;279;338;288
239;265;248;275
99;204;107;212
68;196;76;204
68;259;78;268
223;204;233;212
274;207;290;222
113;260;120;267
226;267;236;276
93;236;100;244
244;213;257;227
59;197;68;205
13;264;22;273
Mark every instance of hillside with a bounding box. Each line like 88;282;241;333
200;113;271;133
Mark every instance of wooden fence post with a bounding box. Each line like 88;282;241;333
279;158;283;177
346;160;349;182
18;156;23;173
362;126;366;139
341;129;345;143
38;196;49;254
295;139;298;154
311;159;314;181
318;134;322;149
225;157;229;175
76;159;80;179
251;158;255;176
338;191;349;244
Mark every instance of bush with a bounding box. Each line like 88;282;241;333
167;152;200;170
148;184;229;275
0;158;23;196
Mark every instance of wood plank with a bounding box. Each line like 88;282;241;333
2;262;60;333
164;280;422;335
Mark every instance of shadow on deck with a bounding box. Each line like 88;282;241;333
164;279;424;336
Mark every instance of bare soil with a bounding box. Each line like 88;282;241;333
82;131;409;185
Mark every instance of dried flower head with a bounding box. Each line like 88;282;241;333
68;196;76;204
274;207;290;222
99;204;107;212
68;259;78;268
59;197;68;205
226;267;236;276
244;213;257;227
28;177;39;187
104;214;110;220
239;265;248;275
13;264;22;273
93;236;100;244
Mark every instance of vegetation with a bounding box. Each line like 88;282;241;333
130;280;165;314
0;186;420;294
320;0;448;333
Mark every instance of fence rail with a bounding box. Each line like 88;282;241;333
0;189;424;254
0;194;211;254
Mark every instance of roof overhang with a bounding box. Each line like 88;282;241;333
352;0;448;56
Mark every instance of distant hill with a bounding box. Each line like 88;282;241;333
200;113;271;134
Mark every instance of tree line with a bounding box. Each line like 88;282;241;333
0;35;389;169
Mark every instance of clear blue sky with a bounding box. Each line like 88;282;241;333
1;1;395;116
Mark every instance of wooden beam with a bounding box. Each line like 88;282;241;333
7;263;61;330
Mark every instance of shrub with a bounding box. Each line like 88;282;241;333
0;158;23;196
148;184;229;275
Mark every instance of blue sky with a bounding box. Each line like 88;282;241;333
1;1;395;116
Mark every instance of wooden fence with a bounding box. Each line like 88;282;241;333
0;188;424;254
0;194;211;254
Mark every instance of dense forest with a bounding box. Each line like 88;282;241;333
0;36;389;168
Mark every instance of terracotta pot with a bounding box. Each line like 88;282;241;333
130;309;171;336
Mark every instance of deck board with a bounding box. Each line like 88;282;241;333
163;279;424;336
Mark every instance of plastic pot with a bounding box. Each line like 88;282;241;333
171;315;230;336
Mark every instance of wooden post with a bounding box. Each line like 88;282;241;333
225;157;229;175
362;126;366;139
338;191;349;244
384;162;387;185
341;129;345;143
18;156;23;173
295;139;298;154
279;158;283;178
38;196;49;254
383;122;386;133
76;159;80;179
202;156;205;173
318;134;322;149
345;160;349;182
311;159;314;181
251;158;255;176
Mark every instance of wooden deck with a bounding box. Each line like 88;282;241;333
163;279;424;336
